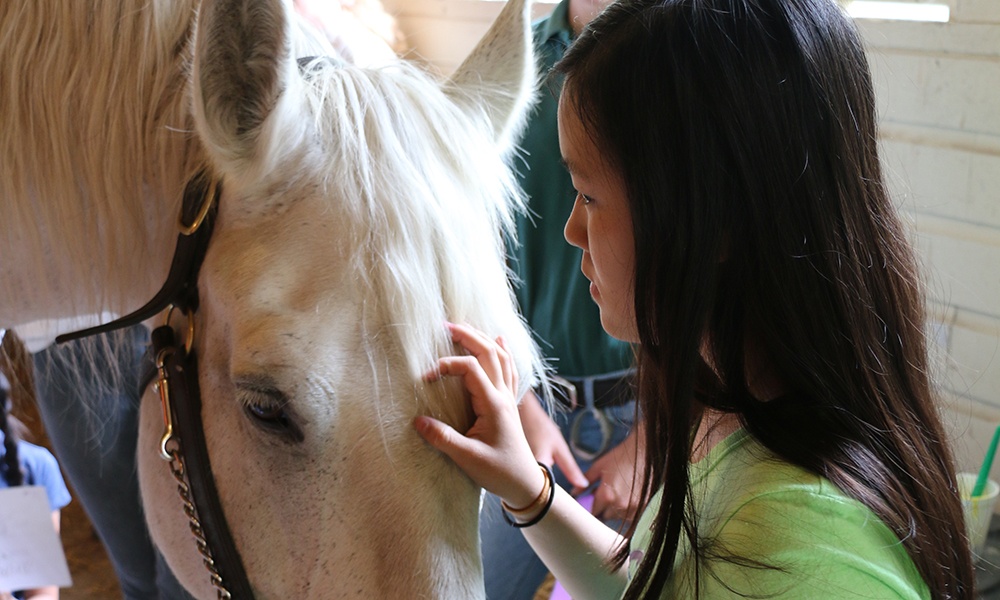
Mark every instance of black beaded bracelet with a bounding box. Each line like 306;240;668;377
502;461;556;528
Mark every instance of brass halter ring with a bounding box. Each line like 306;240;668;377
163;304;196;356
178;178;217;236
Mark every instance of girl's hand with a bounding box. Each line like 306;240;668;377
574;426;644;523
414;322;546;509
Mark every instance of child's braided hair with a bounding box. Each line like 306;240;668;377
1;370;25;487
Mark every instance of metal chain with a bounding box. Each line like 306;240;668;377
165;440;233;599
153;308;233;599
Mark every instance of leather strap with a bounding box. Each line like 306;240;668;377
56;172;218;343
59;173;256;598
150;324;256;599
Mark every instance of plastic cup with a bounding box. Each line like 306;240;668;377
957;472;1000;560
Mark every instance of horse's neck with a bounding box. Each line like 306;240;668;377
0;0;202;328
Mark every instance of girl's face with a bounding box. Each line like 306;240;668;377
558;93;638;343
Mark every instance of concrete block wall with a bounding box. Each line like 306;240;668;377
385;0;556;75
384;0;1000;490
860;2;1000;486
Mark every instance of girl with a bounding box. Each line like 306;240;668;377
1;361;70;600
415;0;974;598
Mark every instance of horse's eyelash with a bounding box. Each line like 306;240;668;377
234;380;289;408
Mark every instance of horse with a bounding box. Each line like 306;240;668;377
0;0;542;597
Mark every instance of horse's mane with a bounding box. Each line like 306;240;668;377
0;1;331;323
0;1;201;320
299;58;540;386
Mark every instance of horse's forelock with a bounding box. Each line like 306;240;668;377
295;61;538;391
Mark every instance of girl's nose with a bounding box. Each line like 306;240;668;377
564;195;587;250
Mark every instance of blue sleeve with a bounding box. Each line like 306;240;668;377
19;440;72;511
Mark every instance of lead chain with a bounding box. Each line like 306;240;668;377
166;445;233;599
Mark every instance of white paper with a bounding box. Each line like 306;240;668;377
0;486;72;591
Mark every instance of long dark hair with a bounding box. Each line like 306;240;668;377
556;0;973;598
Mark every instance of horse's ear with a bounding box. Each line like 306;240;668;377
446;0;537;153
192;0;310;182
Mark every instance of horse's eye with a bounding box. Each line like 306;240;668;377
246;402;289;426
238;385;304;443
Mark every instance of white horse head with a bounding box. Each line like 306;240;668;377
1;0;540;597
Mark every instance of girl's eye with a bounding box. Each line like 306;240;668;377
577;191;593;205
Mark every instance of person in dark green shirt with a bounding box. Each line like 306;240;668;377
479;1;641;597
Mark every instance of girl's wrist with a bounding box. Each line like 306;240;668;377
501;462;556;527
504;461;548;509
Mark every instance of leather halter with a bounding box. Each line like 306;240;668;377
57;173;255;599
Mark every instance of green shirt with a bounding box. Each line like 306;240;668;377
511;0;632;378
628;430;930;599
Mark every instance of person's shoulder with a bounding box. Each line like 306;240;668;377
531;2;572;50
702;441;929;600
14;438;58;466
711;438;899;546
18;438;63;485
704;432;851;502
18;439;72;510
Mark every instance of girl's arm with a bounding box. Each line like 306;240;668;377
21;583;59;599
518;486;629;600
414;323;629;600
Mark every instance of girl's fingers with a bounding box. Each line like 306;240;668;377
415;413;541;506
414;415;460;454
554;444;589;490
492;335;512;392
447;322;511;392
414;416;480;471
417;325;539;504
494;335;516;392
437;355;510;413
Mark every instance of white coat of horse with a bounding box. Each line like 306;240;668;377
0;0;541;597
